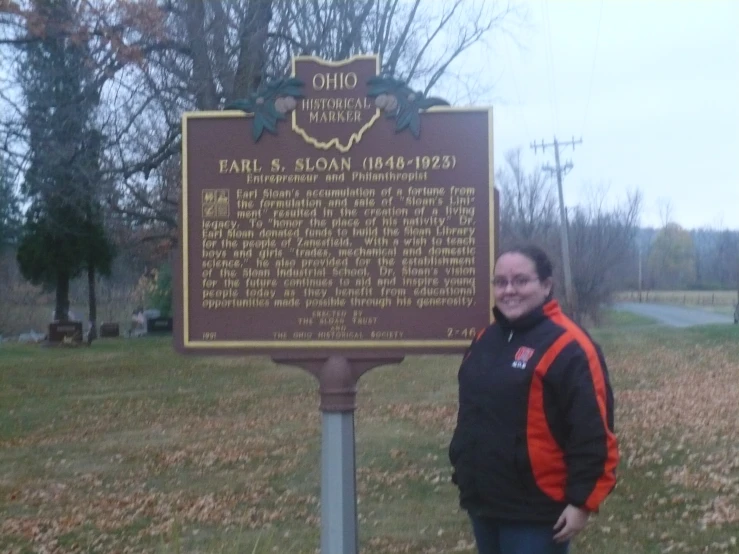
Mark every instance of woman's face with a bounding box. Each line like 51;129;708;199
493;252;553;321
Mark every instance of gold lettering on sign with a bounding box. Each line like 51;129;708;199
219;159;263;174
295;157;351;172
308;111;363;123
312;72;358;91
198;170;483;338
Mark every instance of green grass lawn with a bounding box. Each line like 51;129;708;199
601;309;660;328
1;323;738;553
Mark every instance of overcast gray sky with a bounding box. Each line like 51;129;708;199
474;0;738;230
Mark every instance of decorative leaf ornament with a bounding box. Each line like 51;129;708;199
225;78;304;141
366;76;449;138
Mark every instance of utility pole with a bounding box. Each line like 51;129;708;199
530;136;582;316
638;247;643;303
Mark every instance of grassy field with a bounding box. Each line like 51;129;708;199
1;318;738;553
616;290;739;316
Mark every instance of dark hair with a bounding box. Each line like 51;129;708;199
498;244;554;281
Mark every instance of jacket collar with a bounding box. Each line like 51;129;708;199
492;299;561;332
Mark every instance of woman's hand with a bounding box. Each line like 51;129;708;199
553;504;590;543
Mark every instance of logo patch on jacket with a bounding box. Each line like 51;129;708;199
512;346;535;369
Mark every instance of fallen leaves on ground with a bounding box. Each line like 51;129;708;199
1;329;738;552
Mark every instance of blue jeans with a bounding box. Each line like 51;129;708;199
470;515;570;554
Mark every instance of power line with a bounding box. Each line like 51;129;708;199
582;0;604;137
530;136;583;315
502;37;532;140
540;0;560;132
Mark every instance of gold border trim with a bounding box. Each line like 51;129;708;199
489;108;495;319
182;113;251;347
291;55;381;153
181;113;189;345
186;340;473;349
187;111;249;118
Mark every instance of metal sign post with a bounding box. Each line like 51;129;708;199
322;408;357;553
273;356;403;553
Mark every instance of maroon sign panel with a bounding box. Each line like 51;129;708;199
177;55;495;356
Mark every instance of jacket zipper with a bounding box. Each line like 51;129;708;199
508;330;514;343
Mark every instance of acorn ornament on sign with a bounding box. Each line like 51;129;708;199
274;95;298;114
225;78;304;141
366;75;449;137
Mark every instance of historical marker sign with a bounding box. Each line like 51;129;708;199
177;55;495;356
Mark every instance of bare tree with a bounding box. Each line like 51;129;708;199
279;0;520;94
496;148;556;247
656;197;674;227
95;0;524;235
498;159;642;322
568;190;642;323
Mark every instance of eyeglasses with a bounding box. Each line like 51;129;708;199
492;275;539;289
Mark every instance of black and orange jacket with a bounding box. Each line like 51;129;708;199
449;300;619;523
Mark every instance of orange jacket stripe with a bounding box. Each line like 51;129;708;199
463;327;488;362
527;333;572;501
551;312;620;510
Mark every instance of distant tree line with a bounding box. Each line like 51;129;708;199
637;226;739;293
497;148;739;322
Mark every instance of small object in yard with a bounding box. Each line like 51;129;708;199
129;308;147;337
48;322;83;345
100;323;120;338
146;316;173;334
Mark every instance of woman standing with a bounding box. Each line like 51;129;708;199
449;245;619;553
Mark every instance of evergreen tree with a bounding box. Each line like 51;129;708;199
15;0;115;325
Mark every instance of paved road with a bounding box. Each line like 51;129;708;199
613;302;735;327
